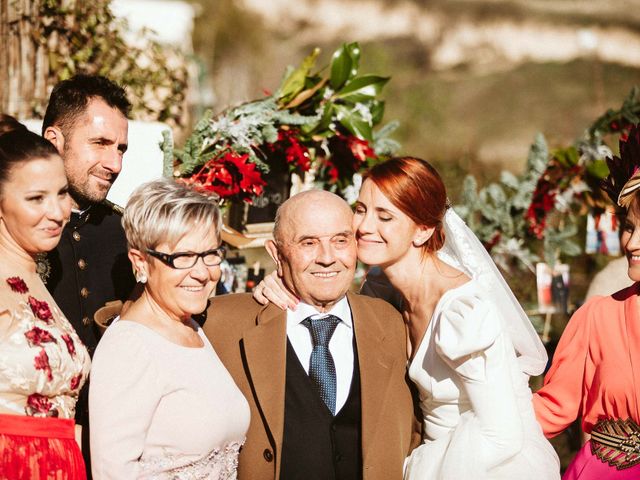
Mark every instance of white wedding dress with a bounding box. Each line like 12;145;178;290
404;278;560;480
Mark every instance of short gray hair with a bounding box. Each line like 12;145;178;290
122;178;221;251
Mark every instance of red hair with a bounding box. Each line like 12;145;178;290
363;156;447;253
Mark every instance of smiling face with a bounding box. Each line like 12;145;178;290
56;98;128;207
142;225;221;322
621;202;640;282
353;178;429;268
0;156;71;255
267;191;357;312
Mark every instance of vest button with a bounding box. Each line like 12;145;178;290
72;231;81;241
80;287;89;298
78;259;87;269
82;316;91;326
263;449;273;462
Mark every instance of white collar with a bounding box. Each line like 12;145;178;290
288;296;352;328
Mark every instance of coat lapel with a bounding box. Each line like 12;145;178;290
243;303;288;459
348;292;398;462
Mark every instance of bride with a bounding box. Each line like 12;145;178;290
255;156;560;479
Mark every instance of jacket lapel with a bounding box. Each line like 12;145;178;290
243;303;288;460
348;292;397;462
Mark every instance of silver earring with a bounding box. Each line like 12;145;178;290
135;271;147;284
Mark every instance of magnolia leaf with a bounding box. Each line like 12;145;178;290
336;105;373;141
277;48;320;105
330;44;354;90
370;100;385;125
335;75;389;101
282;78;328;110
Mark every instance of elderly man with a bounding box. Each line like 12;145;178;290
203;190;416;480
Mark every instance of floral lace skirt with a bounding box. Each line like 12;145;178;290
0;413;86;480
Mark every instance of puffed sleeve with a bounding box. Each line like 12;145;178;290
89;323;161;479
532;301;592;438
434;293;524;470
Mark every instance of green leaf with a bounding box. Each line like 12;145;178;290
552;146;579;167
586;159;610;179
336;105;373;141
330;45;353;90
277;48;320;105
370;100;385;125
335;75;389;101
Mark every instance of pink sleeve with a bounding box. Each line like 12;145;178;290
532;302;593;438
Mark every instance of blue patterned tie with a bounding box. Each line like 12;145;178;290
302;314;341;415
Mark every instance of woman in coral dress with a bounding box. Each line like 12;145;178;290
534;126;640;479
0;115;91;479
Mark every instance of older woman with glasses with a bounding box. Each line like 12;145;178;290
89;179;249;479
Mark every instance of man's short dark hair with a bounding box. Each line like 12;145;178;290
42;74;131;135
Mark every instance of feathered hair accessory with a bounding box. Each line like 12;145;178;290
602;124;640;208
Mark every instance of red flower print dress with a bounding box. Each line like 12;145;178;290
0;277;91;479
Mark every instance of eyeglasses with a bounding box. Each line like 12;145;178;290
146;247;226;269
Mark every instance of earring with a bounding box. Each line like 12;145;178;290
135;271;147;284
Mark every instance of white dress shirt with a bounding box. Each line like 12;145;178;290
286;297;354;413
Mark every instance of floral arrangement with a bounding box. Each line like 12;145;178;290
171;43;399;203
457;86;640;271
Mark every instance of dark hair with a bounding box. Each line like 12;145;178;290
0;114;60;186
42;74;131;135
363;156;447;254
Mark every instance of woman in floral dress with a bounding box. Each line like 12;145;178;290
0;114;91;479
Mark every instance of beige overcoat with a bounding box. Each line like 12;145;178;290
203;291;417;480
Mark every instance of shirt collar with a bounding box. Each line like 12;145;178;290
288;296;352;328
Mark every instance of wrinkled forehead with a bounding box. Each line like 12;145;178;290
284;201;354;242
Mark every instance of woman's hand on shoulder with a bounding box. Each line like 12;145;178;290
252;271;299;310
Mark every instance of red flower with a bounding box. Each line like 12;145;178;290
28;296;53;323
34;348;53;381
182;151;266;203
327;163;340;183
266;129;311;172
24;326;57;347
70;374;82;391
6;277;28;294
61;334;76;357
344;134;376;163
25;393;56;417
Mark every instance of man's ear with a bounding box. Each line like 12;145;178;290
413;225;435;248
265;239;284;277
43;126;65;154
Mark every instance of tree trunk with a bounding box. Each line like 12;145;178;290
0;0;48;118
